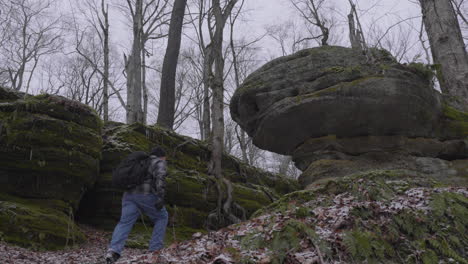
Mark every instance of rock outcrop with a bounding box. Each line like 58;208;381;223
230;46;468;188
0;85;298;249
0;86;102;249
77;122;299;244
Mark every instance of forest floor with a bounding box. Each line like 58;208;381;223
1;185;466;264
0;225;148;264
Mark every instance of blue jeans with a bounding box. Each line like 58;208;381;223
108;193;168;254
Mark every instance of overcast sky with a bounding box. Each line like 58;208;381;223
238;0;422;57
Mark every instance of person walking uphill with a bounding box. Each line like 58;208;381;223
105;147;169;264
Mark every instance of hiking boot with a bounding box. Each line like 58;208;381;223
105;250;120;264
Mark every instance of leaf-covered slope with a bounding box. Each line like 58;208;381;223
122;170;467;264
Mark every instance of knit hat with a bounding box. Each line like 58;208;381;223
150;146;166;157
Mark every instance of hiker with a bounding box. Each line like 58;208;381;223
105;147;169;264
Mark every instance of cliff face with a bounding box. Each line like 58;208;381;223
0;87;102;249
0;86;298;250
77;122;298;245
230;46;467;189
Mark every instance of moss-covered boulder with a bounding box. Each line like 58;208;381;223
0;86;101;250
229;46;467;188
0;87;103;208
147;170;468;264
0;193;85;250
77;122;299;244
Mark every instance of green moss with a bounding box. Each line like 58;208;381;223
3;112;101;159
440;104;468;138
8;94;103;130
167;206;207;229
254;170;437;217
83;122;298;237
294;206;311;218
0;194;85;250
239;219;329;264
442;105;468;121
407;63;435;82
126;223;206;249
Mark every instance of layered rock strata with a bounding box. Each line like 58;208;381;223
230;46;468;188
0;86;102;249
77;122;299;242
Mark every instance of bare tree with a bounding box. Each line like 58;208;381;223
265;20;312;57
419;0;468;107
201;0;242;229
451;0;468;26
157;0;187;129
180;46;206;137
125;0;145;124
73;0;112;121
347;0;366;50
120;0;171;124
290;0;330;46
140;0;171;124
0;0;61;92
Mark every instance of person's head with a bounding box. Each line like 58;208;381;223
150;146;166;159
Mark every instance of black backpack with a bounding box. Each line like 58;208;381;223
112;151;151;189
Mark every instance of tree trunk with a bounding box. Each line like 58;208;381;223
102;0;110;122
207;0;239;229
157;0;187;129
348;12;361;49
126;0;144;124
142;46;148;125
202;45;213;141
420;0;468;106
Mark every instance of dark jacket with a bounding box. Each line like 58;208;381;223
127;156;167;200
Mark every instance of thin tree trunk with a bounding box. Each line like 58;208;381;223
229;7;248;165
202;46;213;141
420;0;468;106
207;0;239;229
235;125;249;164
102;0;110;122
157;0;187;129
126;0;144;124
348;12;361;49
142;46;148;125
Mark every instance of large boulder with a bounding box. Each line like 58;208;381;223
77;122;299;244
0;87;103;208
230;46;467;188
0;86;102;249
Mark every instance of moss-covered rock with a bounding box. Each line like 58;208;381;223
0;193;85;250
230;46;444;155
0;87;102;250
298;156;468;189
0;88;103;208
0;86;23;102
228;46;467;190
77;122;299;244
